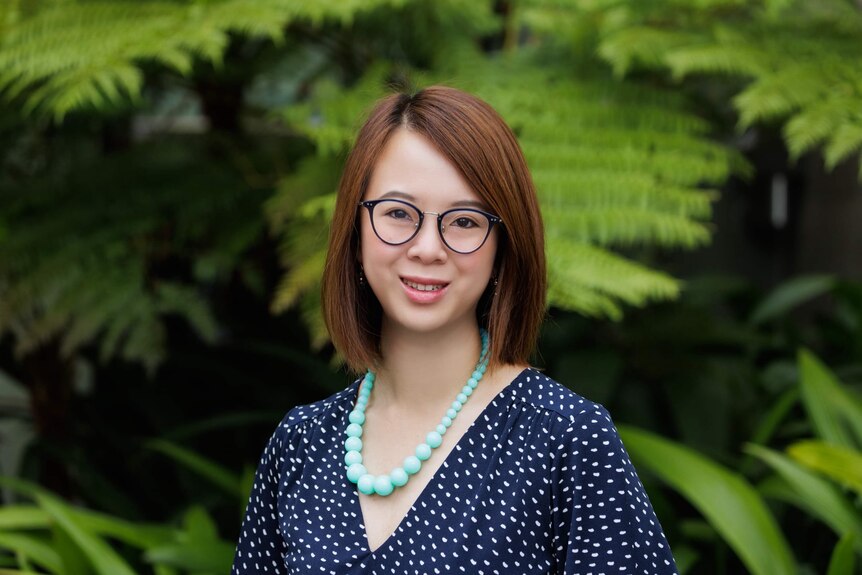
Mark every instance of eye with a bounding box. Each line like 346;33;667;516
384;208;414;221
451;216;479;228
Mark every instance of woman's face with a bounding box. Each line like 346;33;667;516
359;128;498;339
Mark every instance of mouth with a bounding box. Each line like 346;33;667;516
400;277;449;292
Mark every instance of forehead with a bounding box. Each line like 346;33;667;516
365;129;488;210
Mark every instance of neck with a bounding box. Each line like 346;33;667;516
372;321;483;411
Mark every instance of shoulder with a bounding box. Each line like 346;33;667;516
276;377;361;434
510;367;612;429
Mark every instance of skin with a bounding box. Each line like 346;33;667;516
356;127;527;552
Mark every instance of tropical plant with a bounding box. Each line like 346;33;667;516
583;0;862;179
0;452;241;575
615;276;862;575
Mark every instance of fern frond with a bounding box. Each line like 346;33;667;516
544;209;711;249
782;99;851;161
271;249;327;313
824;123;862;171
598;27;700;77
666;43;770;80
0;0;409;120
546;239;681;321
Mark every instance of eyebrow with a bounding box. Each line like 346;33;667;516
378;190;490;210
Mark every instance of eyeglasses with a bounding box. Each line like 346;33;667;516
358;198;503;254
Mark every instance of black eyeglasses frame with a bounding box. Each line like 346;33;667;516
357;198;503;255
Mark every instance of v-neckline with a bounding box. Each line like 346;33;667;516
345;367;531;556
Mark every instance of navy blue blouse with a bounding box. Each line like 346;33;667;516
232;368;678;574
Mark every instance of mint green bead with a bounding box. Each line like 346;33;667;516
366;371;375;382
442;416;453;427
345;450;363;466
345;436;362;452
479;364;487;373
373;475;394;496
467;378;478;388
346;423;363;438
462;386;473;396
390;467;408;487
403;456;421;475
357;474;375;495
457;393;467;403
346;463;366;483
436;424;447;435
472;370;482;380
349;410;365;425
446;408;457;419
426;431;443;448
451;400;463;412
416;443;432;461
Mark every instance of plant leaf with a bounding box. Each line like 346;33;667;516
747;444;862;552
35;493;137;575
827;533;855;575
0;532;64;574
789;440;862;495
798;348;862;449
146;439;240;496
619;425;797;575
748;275;836;326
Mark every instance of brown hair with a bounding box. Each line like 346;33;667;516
321;85;546;374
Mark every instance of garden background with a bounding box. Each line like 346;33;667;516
2;1;862;573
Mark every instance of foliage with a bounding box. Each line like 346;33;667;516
607;276;862;573
0;0;408;121
571;0;862;178
0;474;236;575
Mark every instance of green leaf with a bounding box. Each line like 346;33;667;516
789;440;862;495
144;507;234;573
827;533;855;575
73;508;175;549
0;507;50;530
746;444;862;551
748;275;836;326
798;348;862;449
146;439;240;496
619;425;797;575
0;532;64;574
34;493;137;575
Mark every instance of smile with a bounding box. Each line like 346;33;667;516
401;278;446;291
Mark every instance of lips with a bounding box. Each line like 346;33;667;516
399;276;450;303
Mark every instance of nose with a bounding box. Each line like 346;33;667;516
406;214;448;263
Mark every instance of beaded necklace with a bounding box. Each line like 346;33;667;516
344;329;490;496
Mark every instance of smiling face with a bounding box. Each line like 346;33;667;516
359;128;498;339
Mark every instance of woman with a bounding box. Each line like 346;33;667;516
232;86;678;574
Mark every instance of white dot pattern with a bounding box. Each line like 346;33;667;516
232;368;678;574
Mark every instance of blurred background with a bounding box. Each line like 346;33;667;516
1;1;862;574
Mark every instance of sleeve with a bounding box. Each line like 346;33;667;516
231;417;294;575
551;406;678;575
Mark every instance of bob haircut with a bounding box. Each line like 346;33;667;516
322;85;546;374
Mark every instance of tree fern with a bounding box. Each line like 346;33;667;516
0;140;262;372
590;0;862;178
0;0;407;121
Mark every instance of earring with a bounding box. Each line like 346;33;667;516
358;264;366;286
492;274;498;297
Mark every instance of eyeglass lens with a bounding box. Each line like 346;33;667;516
370;200;491;253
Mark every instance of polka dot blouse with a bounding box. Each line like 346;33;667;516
232;368;678;574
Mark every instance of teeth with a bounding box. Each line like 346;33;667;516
403;279;444;292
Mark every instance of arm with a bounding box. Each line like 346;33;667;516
552;406;678;575
232;420;292;575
